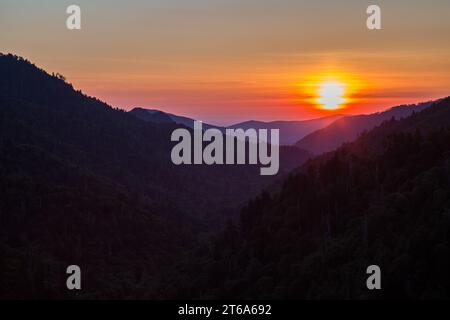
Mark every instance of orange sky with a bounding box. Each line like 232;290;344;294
1;0;450;125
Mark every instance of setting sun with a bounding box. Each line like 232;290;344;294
317;81;346;110
297;71;363;115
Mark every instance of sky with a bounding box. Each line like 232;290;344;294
1;0;450;125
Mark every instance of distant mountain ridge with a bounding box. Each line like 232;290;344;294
130;107;343;145
130;107;313;172
229;115;344;145
295;100;436;155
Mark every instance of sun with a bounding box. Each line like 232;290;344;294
294;71;362;111
317;81;346;110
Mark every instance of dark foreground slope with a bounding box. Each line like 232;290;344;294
180;97;450;299
0;54;198;298
0;54;308;298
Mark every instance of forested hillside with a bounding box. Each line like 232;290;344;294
1;53;448;299
0;54;303;298
178;98;450;299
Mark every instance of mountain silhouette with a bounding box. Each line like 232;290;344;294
130;107;313;172
296;101;435;155
130;107;221;130
229;116;344;145
131;108;343;146
2;53;449;300
184;97;450;299
0;53;295;221
0;53;306;298
129;108;174;124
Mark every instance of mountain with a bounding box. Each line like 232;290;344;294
131;108;343;146
5;53;447;300
130;107;221;130
0;53;309;298
129;107;313;172
295;101;435;155
1;54;308;221
128;108;174;124
182;97;450;299
229;115;344;145
0;54;198;298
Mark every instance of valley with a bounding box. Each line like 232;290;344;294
1;53;449;299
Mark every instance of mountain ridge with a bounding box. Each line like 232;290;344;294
182;97;450;299
295;100;437;155
130;107;344;146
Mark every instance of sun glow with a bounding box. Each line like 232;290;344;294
295;71;365;113
317;81;346;110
